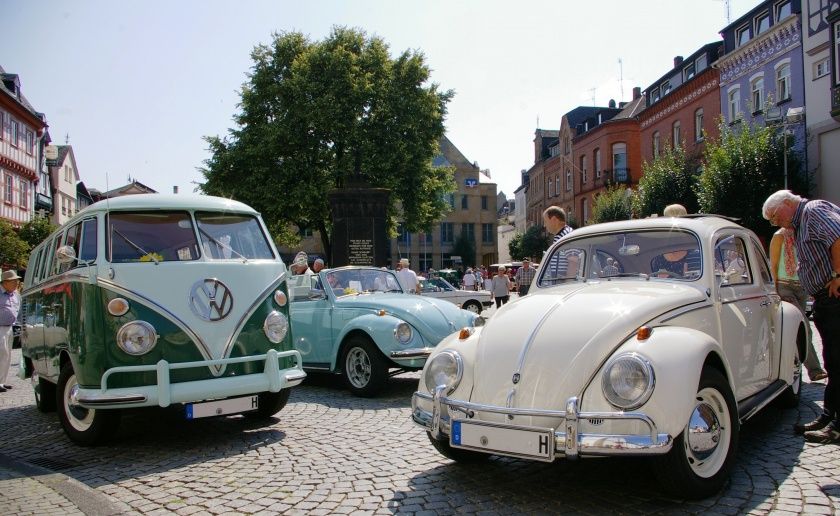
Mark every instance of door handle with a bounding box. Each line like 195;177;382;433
760;300;771;307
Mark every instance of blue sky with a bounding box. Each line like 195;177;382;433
4;0;756;199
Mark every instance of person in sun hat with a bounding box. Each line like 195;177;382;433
290;251;313;276
395;257;419;293
0;269;21;392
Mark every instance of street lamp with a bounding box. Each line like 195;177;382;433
765;106;805;190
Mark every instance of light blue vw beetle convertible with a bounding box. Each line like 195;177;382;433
288;266;482;397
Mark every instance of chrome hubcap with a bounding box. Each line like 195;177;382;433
687;403;721;459
64;374;94;431
346;347;371;388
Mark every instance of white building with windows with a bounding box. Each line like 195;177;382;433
0;67;47;227
47;145;80;226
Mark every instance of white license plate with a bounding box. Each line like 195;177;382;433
186;395;259;419
451;419;555;461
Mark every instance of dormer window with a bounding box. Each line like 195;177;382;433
756;12;770;35
650;88;660;103
776;0;791;21
737;25;751;46
661;80;672;96
684;62;696;80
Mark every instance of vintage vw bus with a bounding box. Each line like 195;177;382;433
20;194;305;445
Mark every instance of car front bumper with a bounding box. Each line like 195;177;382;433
412;389;673;459
73;349;306;410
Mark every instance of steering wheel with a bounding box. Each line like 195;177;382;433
655;268;682;279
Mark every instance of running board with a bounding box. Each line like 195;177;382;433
738;379;789;422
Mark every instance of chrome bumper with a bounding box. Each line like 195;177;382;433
390;347;434;359
74;349;306;410
412;389;672;459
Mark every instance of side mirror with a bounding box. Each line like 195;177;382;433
56;245;77;265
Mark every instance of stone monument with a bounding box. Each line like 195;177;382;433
328;182;390;268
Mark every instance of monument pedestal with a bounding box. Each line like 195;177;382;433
329;186;390;268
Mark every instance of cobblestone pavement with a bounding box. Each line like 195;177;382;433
0;319;839;515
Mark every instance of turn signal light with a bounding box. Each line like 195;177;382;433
636;326;652;341
458;327;474;340
378;309;386;316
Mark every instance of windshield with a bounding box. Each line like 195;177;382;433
325;268;403;297
537;229;702;287
108;211;199;263
195;212;274;260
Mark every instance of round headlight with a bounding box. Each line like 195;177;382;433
116;321;158;356
263;310;289;343
601;353;655;410
394;322;412;344
274;289;288;307
424;350;463;394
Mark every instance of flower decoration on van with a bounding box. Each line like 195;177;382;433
139;252;164;263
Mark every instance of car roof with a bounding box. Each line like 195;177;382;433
80;194;258;216
565;215;745;240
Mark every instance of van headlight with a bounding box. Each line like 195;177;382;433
394;322;412;344
263;310;289;343
424;350;463;394
602;353;655;410
116;321;158;356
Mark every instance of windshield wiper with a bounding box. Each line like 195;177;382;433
197;226;248;262
601;272;649;279
112;227;159;264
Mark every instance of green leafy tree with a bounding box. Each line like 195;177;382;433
589;186;634;224
451;233;476;268
200;27;455;259
696;122;805;242
633;145;699;218
509;225;550;262
0;220;29;270
18;215;56;249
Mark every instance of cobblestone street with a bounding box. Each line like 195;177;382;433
1;325;839;515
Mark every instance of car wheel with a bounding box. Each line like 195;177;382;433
779;333;803;408
654;367;739;499
462;300;482;314
243;389;291;419
342;336;387;397
57;363;121;446
427;432;489;462
34;375;56;413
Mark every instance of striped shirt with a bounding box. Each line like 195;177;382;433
547;225;575;278
791;199;840;295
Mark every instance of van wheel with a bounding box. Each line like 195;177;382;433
342;336;387;397
57;363;121;446
244;389;291;419
654;368;739;499
34;375;56;413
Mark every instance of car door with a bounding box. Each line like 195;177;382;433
714;232;774;399
749;237;782;382
289;275;335;370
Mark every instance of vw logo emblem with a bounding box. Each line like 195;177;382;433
512;373;520;384
190;278;234;321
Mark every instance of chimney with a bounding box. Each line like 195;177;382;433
674;56;684;68
608;99;616;108
633;86;641;100
173;186;179;194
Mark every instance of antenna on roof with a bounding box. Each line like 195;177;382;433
714;0;731;24
618;58;624;102
64;132;69;144
589;87;597;106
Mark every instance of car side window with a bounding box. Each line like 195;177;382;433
79;218;97;263
714;235;751;285
750;239;773;286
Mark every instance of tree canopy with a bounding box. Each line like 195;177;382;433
633;145;699;218
508;225;550;263
200;27;455;258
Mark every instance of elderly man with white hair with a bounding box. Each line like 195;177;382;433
290;252;313;276
395;258;419;293
763;189;840;444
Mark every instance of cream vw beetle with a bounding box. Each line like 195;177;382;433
20;194;305;445
412;216;806;498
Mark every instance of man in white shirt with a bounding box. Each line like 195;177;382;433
395;258;420;293
0;270;21;392
462;268;476;290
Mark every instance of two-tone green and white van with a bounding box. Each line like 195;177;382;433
20;194;305;445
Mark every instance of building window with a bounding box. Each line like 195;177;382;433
684;62;696;81
751;76;765;112
653;131;661;158
61;196;67;216
19;180;27;208
581;198;589;225
694;108;704;142
4;175;11;204
565;169;572;191
776;0;791;20
776;62;791;101
672;120;681;147
661;80;672;96
0;111;3;141
737;25;751;46
481;195;488;210
555;177;559;195
440;222;453;243
815;57;830;79
461;195;468;210
612;143;628;182
398;223;410;245
299;227;313;237
836;22;840;85
10;120;18;147
447;193;455;209
482;223;494;244
755;11;770;35
580;155;587;184
461;223;474;242
696;54;708;73
594;149;601;178
651;88;660;103
26;130;34;155
728;87;742;120
65;166;72;182
548;177;553;197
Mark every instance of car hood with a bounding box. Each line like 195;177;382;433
470;281;706;410
336;293;470;341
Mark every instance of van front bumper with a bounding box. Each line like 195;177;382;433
74;349;306;410
412;389;672;459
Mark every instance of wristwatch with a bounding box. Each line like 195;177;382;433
833;270;840;279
